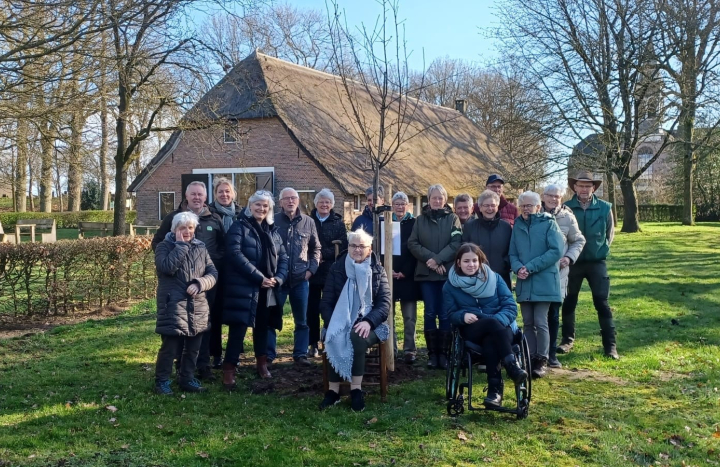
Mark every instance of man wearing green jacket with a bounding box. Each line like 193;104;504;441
557;171;619;359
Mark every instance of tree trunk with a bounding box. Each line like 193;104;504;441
113;83;129;236
619;177;640;232
113;160;128;236
605;168;617;227
66;111;85;211
39;124;54;212
679;107;696;226
14;119;28;212
28;160;34;212
100;95;110;210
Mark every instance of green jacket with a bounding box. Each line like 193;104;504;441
407;206;462;282
564;195;613;263
509;213;564;303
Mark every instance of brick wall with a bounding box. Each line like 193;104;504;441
134;117;365;224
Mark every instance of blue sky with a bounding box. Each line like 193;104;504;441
290;0;501;70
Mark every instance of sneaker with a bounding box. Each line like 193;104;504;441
307;346;320;359
197;366;216;382
547;355;562;369
179;378;207;393
319;390;341;410
556;341;573;354
294;356;312;366
154;380;173;395
350;389;365;412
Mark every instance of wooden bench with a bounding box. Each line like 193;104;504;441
133;225;161;236
14;219;57;243
78;222;135;238
322;341;388;402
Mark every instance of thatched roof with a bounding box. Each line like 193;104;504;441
130;51;508;196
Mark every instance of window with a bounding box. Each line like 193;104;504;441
192;167;275;206
223;122;243;144
158;192;175;220
354;195;363;211
638;149;654;181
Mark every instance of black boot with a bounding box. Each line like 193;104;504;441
600;319;620;360
548;347;562;368
424;330;438;369
483;377;504;408
502;354;528;384
531;356;547;379
437;331;452;370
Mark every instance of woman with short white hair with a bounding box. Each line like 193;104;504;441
509;191;564;379
222;190;288;385
154;211;218;395
319;229;391;412
541;184;586;368
408;184;462;370
307;188;348;358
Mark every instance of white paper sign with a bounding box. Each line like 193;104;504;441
380;221;401;255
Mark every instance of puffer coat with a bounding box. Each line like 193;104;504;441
442;270;519;331
509;213;564;303
407;205;462;282
275;208;321;286
154;233;218;336
223;214;288;329
152;201;225;264
310;209;348;286
320;252;391;331
461;215;513;289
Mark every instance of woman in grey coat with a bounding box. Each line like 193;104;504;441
154;212;218;395
541;184;586;368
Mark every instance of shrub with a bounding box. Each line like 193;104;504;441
615;205;689;222
0;211;137;229
0;236;156;317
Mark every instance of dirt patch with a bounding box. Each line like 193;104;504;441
549;367;629;386
656;370;691;382
0;303;133;340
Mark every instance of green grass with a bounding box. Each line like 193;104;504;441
1;223;720;466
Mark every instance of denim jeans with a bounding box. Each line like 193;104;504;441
267;280;310;360
520;301;550;358
420;281;450;331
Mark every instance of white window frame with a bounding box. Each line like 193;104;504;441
223;122;243;144
354;194;363;211
192;167;275;203
158;191;176;221
638;151;654;181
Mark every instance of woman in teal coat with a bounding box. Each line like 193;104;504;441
509;191;563;379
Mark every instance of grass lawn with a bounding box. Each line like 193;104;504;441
1;223;719;466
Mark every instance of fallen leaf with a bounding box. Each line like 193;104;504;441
369;443;377;448
121;444;129;449
223;436;229;441
105;405;118;413
109;418;117;423
366;417;378;425
157;425;163;429
28;455;36;459
280;410;285;414
481;443;486;448
483;457;493;463
264;444;270;450
457;432;468;442
197;452;209;458
65;402;72;408
181;394;186;399
659;453;669;460
713;430;720;439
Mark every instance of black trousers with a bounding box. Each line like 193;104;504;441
460;317;513;380
561;260;614;343
177;286;219;370
224;292;270;365
307;283;324;347
156;334;203;384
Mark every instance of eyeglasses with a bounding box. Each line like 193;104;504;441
481;204;497;209
281;196;299;201
349;244;370;250
392;202;407;207
521;204;537;209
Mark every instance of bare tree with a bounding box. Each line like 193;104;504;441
496;0;679;232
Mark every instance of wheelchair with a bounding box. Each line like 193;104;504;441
445;327;532;419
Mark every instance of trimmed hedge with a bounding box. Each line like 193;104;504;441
0;210;137;229
0;236;155;317
615;205;688;222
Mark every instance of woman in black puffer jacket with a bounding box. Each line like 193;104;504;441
154;212;217;395
222;190;288;387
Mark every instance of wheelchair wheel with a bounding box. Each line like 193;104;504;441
517;398;529;420
447;395;464;417
445;330;464;400
519;334;532;402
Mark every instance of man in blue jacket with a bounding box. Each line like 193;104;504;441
351;186;385;234
558;171;619;359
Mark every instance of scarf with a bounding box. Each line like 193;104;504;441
391;212;413;222
325;254;374;382
448;263;497;299
213;200;236;232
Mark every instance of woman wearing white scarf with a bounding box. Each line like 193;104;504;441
442;243;527;408
319;229;391;412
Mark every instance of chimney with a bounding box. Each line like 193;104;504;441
455;99;467;115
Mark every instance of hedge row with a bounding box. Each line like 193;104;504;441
0;236;156;317
0;211;137;229
615;205;688;222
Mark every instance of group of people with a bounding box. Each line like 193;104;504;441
151;170;619;412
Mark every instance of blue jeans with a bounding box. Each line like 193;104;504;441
420;281;450;331
267;280;309;360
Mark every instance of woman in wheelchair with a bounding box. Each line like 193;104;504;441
443;243;528;407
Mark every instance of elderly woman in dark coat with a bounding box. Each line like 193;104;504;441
391;192;419;363
154;211;218;395
307;188;348;358
319;229;391;413
462;190;513;289
222;191;288;387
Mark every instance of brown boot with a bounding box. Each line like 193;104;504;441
222;362;237;391
256;355;272;379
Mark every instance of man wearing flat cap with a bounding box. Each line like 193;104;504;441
557;171;619;360
473;174;519;227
